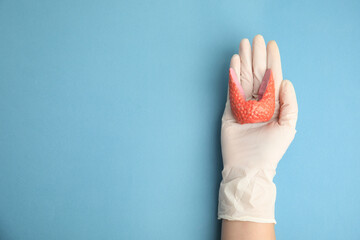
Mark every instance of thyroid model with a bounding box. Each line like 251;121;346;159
229;68;275;124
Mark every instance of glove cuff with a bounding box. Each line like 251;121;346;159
218;167;277;223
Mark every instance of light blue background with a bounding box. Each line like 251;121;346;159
1;0;359;239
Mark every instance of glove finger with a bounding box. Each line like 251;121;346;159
222;55;240;122
278;80;298;128
252;34;267;98
230;54;240;82
229;54;240;100
267;40;283;101
239;38;253;100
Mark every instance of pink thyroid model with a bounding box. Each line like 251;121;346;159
229;68;275;124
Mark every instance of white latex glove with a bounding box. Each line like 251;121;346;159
218;35;298;223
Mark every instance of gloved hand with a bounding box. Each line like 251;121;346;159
218;35;298;223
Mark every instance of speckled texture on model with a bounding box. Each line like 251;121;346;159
229;68;275;124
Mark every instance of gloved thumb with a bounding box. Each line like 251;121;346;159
278;80;298;128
